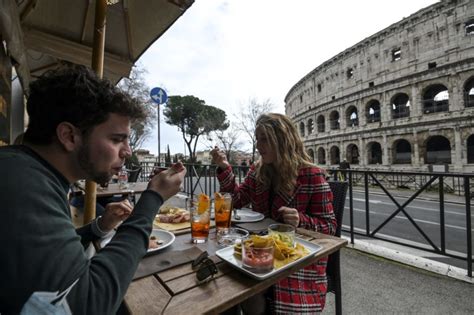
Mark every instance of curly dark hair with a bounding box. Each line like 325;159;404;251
24;65;146;145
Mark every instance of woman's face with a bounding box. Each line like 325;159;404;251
256;126;276;164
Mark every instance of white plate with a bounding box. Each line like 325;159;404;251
231;209;264;223
215;237;322;280
100;229;175;255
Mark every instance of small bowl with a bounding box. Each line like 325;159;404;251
268;223;296;248
241;238;274;273
217;227;249;246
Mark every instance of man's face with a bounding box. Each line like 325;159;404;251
77;113;132;183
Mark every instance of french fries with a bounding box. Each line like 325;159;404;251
233;234;309;269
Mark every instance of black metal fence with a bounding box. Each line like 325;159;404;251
138;161;473;277
329;168;473;278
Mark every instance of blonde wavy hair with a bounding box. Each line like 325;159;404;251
255;113;314;193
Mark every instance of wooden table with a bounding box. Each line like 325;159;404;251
95;182;148;198
123;228;347;314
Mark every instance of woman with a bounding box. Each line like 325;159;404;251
211;113;336;314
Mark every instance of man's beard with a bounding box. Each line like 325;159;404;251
77;141;111;184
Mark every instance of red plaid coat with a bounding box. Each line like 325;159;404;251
217;165;336;314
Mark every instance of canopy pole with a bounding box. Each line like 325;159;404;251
83;0;107;225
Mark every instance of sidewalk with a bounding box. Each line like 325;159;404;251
323;248;474;314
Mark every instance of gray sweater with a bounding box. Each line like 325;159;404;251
0;145;163;314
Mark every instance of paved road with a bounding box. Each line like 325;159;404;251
342;189;473;269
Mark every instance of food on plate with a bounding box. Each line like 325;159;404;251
268;224;296;248
155;206;190;223
234;235;272;256
233;234;310;269
241;235;274;272
148;235;164;249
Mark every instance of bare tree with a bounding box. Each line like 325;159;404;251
206;124;243;164
234;98;274;162
117;64;155;154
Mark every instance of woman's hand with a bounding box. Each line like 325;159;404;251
210;146;230;169
277;206;300;227
99;199;133;232
147;162;186;201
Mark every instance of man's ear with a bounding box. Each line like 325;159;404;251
56;122;81;152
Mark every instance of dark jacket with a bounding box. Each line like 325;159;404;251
0;145;162;314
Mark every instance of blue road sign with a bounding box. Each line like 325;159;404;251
150;87;168;105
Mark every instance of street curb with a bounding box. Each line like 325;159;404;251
341;235;474;284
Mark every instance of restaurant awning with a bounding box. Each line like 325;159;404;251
1;0;194;224
1;0;194;92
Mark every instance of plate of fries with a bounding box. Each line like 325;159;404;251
216;235;322;280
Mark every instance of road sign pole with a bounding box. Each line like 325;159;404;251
150;87;168;166
157;105;161;165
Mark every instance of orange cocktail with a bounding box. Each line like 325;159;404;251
214;192;232;230
191;193;211;243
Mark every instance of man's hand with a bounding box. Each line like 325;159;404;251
277;206;300;227
210;146;230;169
99;199;133;232
147;162;186;201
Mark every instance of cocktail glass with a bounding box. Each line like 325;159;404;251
190;194;211;243
214;192;232;231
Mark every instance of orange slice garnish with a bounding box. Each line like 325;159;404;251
197;193;210;214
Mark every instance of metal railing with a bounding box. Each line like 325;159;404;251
138;161;473;277
330;168;473;277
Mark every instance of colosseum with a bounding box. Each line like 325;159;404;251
285;0;474;173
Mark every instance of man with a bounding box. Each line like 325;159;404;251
0;66;185;314
338;159;350;180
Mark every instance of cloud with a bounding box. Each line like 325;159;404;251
139;0;439;155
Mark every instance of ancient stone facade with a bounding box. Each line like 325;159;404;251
285;0;474;173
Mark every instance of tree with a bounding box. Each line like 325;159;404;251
165;145;171;164
164;95;229;162
206;124;242;163
117;64;155;155
234;98;274;162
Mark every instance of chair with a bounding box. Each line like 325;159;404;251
327;181;348;315
128;167;142;183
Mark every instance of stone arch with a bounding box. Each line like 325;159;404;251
329;111;340;130
366;99;381;123
346;143;360;164
307;148;315;162
391;93;410;119
317;115;325;132
330;145;340;165
464;76;474;108
466;19;474;35
467;134;474;164
393;139;412;164
422;84;449;114
317;147;326;164
299;121;305;136
367;141;382;164
425;135;451;164
307;118;314;135
346;105;359;127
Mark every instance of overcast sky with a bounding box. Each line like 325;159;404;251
138;0;439;156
